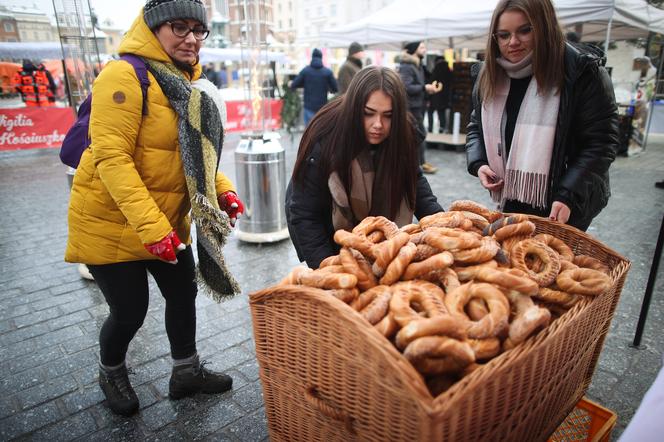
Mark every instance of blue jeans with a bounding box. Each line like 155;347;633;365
304;108;316;126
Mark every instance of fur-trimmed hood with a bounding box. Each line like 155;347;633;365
400;52;421;67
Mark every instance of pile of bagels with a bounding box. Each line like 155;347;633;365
278;200;612;396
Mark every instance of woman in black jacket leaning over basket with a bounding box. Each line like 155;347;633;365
285;66;443;269
465;0;619;231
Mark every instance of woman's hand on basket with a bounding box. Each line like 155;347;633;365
478;165;504;191
549;201;570;224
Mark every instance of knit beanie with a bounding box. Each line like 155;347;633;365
348;42;364;56
312;48;323;59
404;41;421;55
144;0;207;29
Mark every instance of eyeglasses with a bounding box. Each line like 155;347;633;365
493;25;534;46
166;21;210;41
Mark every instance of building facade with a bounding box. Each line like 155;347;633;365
3;5;54;42
205;0;231;47
295;0;395;47
272;0;296;46
228;0;274;44
0;12;19;42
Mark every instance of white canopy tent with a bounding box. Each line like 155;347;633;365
0;42;69;60
319;0;664;50
199;48;288;64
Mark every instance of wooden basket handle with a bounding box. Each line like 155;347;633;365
305;385;356;435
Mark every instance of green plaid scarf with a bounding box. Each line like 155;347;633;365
145;59;240;301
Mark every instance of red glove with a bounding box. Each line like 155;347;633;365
144;229;186;264
218;191;244;227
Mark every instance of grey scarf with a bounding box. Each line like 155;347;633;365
145;58;240;301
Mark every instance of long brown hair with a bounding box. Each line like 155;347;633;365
291;66;418;219
479;0;565;100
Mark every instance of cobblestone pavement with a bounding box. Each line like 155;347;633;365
0;131;663;441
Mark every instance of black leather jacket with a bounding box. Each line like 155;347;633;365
285;142;442;268
466;43;618;230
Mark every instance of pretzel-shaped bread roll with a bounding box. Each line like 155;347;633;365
339;247;378;291
389;280;448;326
445;282;510;339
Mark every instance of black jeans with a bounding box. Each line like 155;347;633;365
88;246;198;366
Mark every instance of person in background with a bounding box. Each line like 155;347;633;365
399;41;439;174
65;0;245;416
13;60;56;107
285;66;443;269
218;62;228;88
565;31;580;43
203;62;218;87
290;48;338;125
465;0;618;231
338;41;365;94
427;55;453;133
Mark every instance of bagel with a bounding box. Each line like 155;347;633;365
402;252;454;281
352;216;400;242
449;200;501;222
372;231;411;277
445;282;510;339
339;247;378;291
510;239;561;287
350;285;392;325
573;255;611;275
556;268;611;296
380;242;417;285
389;281;448;326
534;233;574;262
452;236;500;265
395;315;469;350
419;211;466;229
404;336;476;375
333;230;376;259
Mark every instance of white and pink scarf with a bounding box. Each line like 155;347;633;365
481;52;560;209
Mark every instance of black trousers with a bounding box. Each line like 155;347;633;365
88;246;198;366
411;108;426;165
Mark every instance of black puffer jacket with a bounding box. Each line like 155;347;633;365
466;43;618;230
398;52;427;111
285;142;442;268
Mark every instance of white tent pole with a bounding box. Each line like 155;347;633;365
643;45;664;151
604;12;614;54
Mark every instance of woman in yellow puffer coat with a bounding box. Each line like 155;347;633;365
65;0;242;416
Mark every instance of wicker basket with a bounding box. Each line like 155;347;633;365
249;216;630;442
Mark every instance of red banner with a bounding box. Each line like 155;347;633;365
225;99;282;133
0;107;75;151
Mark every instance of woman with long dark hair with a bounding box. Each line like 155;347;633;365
286;66;442;268
466;0;618;231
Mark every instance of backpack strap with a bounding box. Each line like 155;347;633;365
119;54;150;116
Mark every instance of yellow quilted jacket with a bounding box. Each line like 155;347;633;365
65;13;234;265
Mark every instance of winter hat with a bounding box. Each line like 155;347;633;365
348;42;364;56
144;0;207;29
312;48;323;59
404;41;421;55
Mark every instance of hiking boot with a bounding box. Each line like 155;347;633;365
169;356;233;399
421;162;438;174
98;365;139;416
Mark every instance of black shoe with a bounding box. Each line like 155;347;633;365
169;356;233;399
98;365;139;416
656;180;664;189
